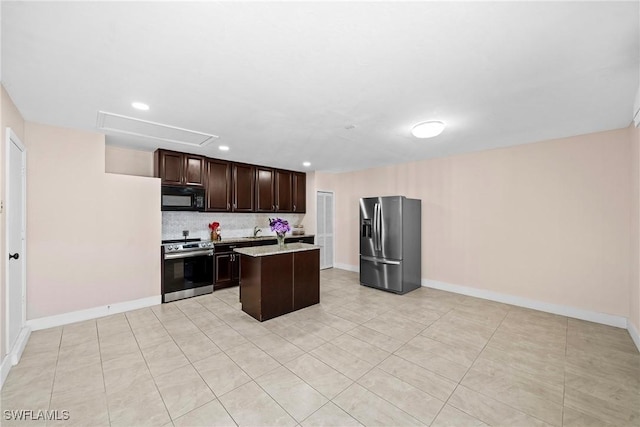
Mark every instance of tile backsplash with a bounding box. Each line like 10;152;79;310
162;212;306;241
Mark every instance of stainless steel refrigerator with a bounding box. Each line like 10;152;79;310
359;196;421;294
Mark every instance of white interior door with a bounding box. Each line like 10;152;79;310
316;191;334;269
6;129;27;361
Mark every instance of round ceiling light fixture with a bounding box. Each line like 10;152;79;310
218;145;230;151
131;101;149;111
411;120;445;138
302;161;311;167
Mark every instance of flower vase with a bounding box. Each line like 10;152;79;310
276;233;286;248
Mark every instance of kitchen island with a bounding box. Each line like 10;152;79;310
234;243;320;321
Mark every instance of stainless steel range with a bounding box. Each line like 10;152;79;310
161;238;215;303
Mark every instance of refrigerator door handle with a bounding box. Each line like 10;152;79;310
361;255;401;265
377;203;383;251
373;203;379;251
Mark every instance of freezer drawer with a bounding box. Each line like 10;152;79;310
360;256;403;293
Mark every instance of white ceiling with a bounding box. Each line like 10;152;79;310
2;1;638;173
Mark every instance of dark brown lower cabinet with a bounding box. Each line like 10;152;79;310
239;249;320;321
214;251;239;291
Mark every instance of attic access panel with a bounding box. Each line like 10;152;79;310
97;111;218;147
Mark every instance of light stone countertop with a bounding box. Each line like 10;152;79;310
233;242;320;257
213;234;315;245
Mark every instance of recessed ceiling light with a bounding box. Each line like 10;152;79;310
131;102;149;111
411;121;445;138
303;161;311;167
218;145;230;151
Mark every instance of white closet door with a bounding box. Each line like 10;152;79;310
317;191;334;269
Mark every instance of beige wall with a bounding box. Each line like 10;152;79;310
1;86;26;360
631;125;640;335
105;145;154;177
25;123;161;319
316;127;633;319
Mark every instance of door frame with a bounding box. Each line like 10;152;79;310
316;190;335;269
4;127;28;366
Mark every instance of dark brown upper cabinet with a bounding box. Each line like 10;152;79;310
156;149;305;213
292;172;306;213
205;159;232;211
275;170;293;212
233;163;256;212
154;149;205;187
256;167;275;212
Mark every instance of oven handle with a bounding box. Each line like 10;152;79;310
164;250;214;260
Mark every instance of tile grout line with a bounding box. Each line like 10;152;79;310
156;300;240;426
123;310;173;425
95;321;112;427
46;328;64;418
440;306;564;427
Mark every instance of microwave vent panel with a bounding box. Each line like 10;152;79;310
96;111;218;147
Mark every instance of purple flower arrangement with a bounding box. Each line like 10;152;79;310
269;218;290;236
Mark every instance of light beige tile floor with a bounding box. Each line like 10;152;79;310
2;268;639;426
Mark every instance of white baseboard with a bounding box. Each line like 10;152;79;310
26;295;161;331
628;320;640;352
0;355;11;390
334;263;358;272
1;326;31;390
423;279;627;329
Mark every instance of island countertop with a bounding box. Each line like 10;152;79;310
213;234;315;245
234;242;320;257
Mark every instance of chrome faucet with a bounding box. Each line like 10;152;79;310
253;226;262;237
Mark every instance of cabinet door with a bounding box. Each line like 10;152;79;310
256;167;275;212
231;253;240;284
214;252;233;289
184;154;205;186
293;250;320;310
233;163;255;212
292;172;306;213
275;170;293;212
157;150;184;185
206;159;231;211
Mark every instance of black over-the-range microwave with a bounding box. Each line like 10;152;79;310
161;185;205;211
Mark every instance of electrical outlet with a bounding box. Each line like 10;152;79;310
0;200;3;214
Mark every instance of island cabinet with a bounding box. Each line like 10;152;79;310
235;244;320;321
154;149;205;187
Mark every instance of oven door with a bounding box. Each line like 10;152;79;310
163;250;214;302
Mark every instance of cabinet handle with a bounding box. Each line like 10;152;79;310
272;205;275;211
276;204;279;210
293;204;296;211
234;203;237;209
227;203;230;210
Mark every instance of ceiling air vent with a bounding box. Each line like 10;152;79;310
96;111;218;147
